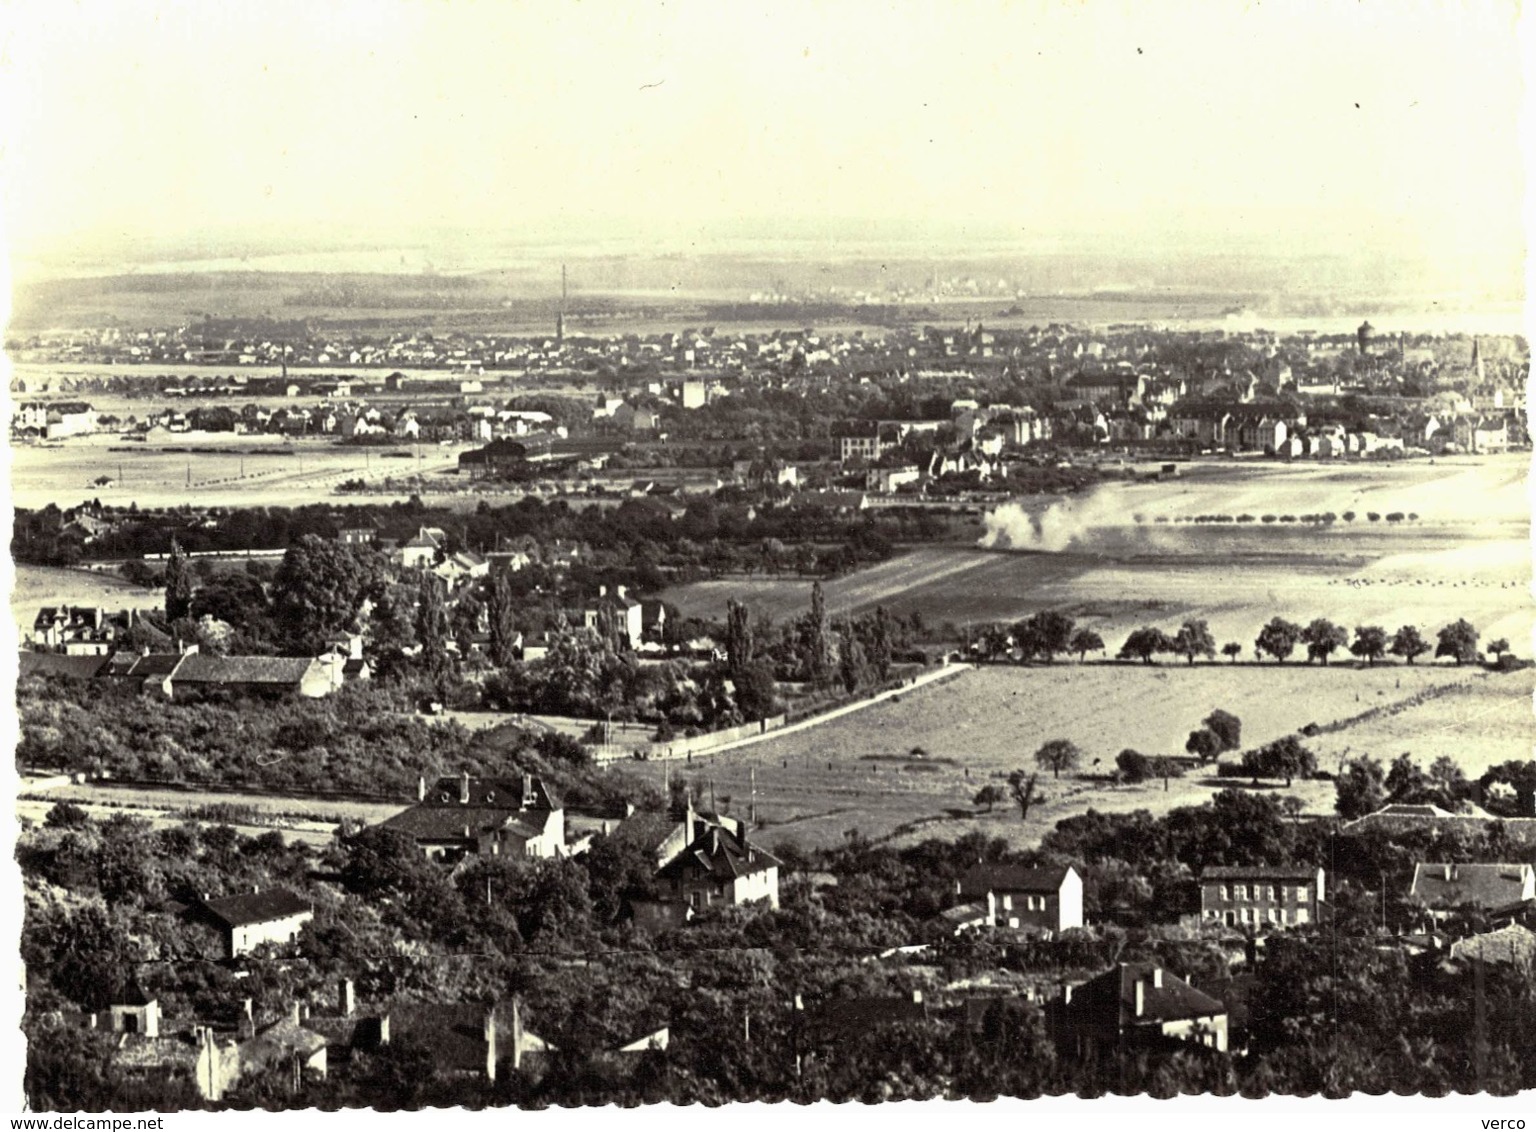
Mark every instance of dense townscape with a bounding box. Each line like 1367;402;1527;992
11;300;1536;1109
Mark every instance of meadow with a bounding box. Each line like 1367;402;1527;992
661;456;1532;648
627;661;1529;853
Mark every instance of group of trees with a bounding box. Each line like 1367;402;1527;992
1102;617;1496;667
1335;753;1536;821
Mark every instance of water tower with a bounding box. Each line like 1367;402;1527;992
1356;320;1374;356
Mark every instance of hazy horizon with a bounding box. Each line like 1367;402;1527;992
1;0;1528;305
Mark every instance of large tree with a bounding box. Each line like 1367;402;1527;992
1254;617;1302;663
1034;738;1082;780
1068;627;1105;662
163;538;194;623
1434;619;1480;665
1117;626;1172;665
1389;624;1429;665
1339;755;1388;817
1016;610;1076;663
1171;619;1217;665
415;573;450;676
1349;625;1388;666
1006;769;1041;820
804;581;835;689
272;535;387;655
1300;618;1348;665
487;570;519;669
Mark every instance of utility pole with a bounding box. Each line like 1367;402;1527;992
750;766;757;825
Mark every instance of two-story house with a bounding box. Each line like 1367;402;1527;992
196;888;314;960
380;772;566;861
1054;962;1228;1056
631;822;780;931
1200;866;1326;931
955;864;1083;935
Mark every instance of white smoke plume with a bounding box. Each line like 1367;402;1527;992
979;491;1130;553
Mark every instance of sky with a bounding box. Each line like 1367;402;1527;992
0;0;1527;291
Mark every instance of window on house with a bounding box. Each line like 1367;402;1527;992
1235;884;1247;900
1220;884;1229;901
1295;908;1309;924
1240;908;1250;923
1298;885;1310;902
1267;908;1277;923
1280;908;1289;924
1267;886;1276;902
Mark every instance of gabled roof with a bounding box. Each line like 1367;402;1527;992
958;864;1073;897
241;1017;328;1071
171;654;318;686
1065;963;1225;1026
201;888;312;928
384;1002;512;1075
126;653;186;679
656;826;780;884
18;651;111;680
1410;863;1535;910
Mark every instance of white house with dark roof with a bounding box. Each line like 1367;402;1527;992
631;822;780;930
380;772;565;861
1055;962;1228;1055
956;864;1083;934
196;888;314;959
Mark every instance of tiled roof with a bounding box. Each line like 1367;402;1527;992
18;651;110;680
126;653;185;678
171;654;318;686
241;1018;328;1071
201;889;312;928
112;1034;202;1072
656;826;780;884
384;1002;511;1075
1202;866;1322;882
1066;963;1225;1026
1410;863;1535;910
1448;923;1536;967
959;864;1071;897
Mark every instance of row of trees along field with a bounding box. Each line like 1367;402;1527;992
968;610;1506;667
22;777;1536;1108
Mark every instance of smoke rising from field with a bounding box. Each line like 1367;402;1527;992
979;494;1129;553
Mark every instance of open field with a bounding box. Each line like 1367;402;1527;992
13;779;410;847
625;662;1530;853
662;456;1532;648
10;432;465;511
11;564;161;635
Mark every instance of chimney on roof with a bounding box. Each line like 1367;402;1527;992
911;989;923;1005
1444;864;1453;882
522;773;534;807
418;775;426;802
1063;985;1073;1005
625;801;636;818
251;885;259;895
379;1015;391;1046
793;994;804;1012
684;804;696;845
291;1003;302;1026
599;584;607;597
339;979;355;1018
460;769;471;805
616;585;627;601
1152;968;1163;989
1134;979;1146;1018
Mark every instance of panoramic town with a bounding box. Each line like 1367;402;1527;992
6;0;1532;1119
